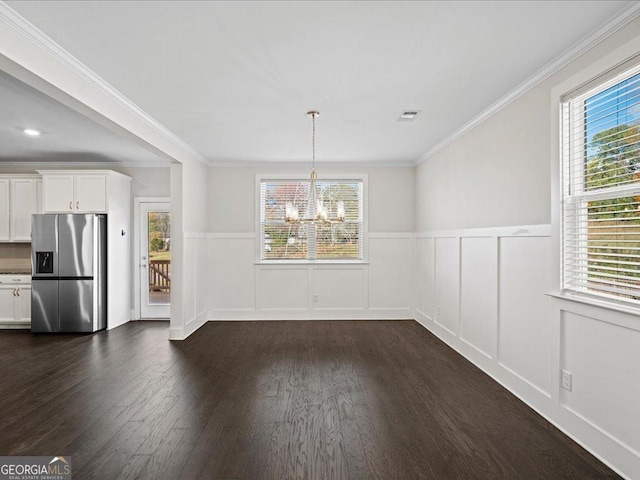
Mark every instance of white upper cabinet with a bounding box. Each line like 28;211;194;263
10;179;36;241
41;172;107;213
42;175;75;212
75;175;107;213
0;176;43;242
0;180;9;242
35;179;43;215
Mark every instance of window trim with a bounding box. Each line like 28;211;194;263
559;58;640;308
255;173;368;264
549;33;640;321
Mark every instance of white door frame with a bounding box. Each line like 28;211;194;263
133;196;170;320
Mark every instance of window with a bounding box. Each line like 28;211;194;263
259;177;364;261
562;63;640;304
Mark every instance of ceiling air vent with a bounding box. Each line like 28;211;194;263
398;110;420;121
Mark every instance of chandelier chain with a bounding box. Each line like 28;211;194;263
311;112;316;170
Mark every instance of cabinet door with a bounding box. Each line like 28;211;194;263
34;179;43;214
0;287;16;323
43;175;75;213
75;175;107;213
10;179;35;241
16;287;31;323
0;179;9;241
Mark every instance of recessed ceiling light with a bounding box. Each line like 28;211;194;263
23;128;41;136
398;111;420;121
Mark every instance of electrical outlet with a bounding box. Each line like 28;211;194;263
313;295;319;302
561;370;572;391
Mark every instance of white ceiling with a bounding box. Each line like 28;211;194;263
3;1;638;165
0;69;166;165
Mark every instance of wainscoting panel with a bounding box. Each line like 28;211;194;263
434;237;460;335
498;236;553;396
208;237;256;310
415;238;434;320
314;267;365;311
183;233;208;337
368;236;413;311
459;237;497;359
195;236;208;321
183;235;195;325
561;310;640;458
258;267;309;311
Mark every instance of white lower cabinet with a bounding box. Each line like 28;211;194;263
0;287;15;323
0;281;31;326
16;286;31;323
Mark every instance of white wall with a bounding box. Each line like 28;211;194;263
118;166;170;198
169;158;208;340
117;166;170;318
414;17;640;480
207;166;415;320
105;171;132;330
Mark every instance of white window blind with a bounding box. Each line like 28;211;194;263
259;179;364;260
562;63;640;304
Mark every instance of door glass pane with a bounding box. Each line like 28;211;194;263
148;212;170;305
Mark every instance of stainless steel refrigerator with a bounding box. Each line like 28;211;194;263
31;214;107;333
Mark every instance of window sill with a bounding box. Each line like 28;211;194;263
256;260;368;266
546;291;640;317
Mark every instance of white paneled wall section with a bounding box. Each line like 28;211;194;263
208;232;413;320
415;217;640;479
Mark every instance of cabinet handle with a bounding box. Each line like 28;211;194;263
16;289;20;297
69;201;73;210
12;289;16;297
77;201;80;210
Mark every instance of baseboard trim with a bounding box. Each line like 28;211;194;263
208;308;412;321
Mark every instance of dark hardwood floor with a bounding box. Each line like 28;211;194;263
0;320;621;479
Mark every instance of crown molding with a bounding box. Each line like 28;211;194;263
209;159;416;168
415;1;640;167
0;160;171;169
0;2;207;166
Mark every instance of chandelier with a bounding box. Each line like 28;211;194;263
284;111;345;223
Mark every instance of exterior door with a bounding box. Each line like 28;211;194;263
140;202;171;319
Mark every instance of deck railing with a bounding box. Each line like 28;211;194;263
149;260;171;292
